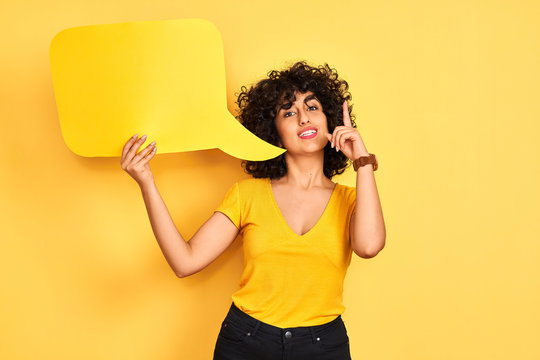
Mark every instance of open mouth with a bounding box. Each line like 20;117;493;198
298;129;317;139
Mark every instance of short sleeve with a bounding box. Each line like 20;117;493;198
214;181;242;230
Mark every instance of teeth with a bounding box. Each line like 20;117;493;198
299;130;316;137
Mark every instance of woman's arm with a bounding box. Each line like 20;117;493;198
327;101;386;258
139;181;240;277
350;158;386;258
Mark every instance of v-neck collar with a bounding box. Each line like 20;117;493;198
266;178;339;238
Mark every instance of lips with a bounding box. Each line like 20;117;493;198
297;126;318;137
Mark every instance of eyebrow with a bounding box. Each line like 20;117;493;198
279;94;320;111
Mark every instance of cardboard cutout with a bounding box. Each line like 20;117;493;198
49;18;286;160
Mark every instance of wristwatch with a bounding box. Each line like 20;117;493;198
353;153;378;171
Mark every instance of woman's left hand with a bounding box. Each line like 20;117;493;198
326;101;369;160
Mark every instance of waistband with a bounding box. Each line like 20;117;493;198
225;301;344;343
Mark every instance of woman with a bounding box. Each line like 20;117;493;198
121;61;386;360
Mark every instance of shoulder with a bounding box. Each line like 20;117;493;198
234;177;268;195
335;181;355;192
237;177;267;188
335;182;356;201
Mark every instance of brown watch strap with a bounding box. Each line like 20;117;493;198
353;153;378;171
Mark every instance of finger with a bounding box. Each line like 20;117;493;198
335;128;344;152
337;129;352;152
132;141;156;165
342;101;352;127
331;126;344;149
137;145;158;166
335;128;352;152
125;135;148;163
326;133;333;147
121;133;139;161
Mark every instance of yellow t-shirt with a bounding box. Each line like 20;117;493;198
214;177;356;328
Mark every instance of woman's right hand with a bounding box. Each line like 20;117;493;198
121;134;157;187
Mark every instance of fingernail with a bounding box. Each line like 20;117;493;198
331;142;334;148
142;134;147;139
132;133;138;138
150;141;156;145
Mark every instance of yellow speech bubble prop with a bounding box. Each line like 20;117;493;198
49;18;286;161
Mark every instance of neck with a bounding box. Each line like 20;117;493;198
274;151;331;190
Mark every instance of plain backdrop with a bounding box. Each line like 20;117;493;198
1;0;539;359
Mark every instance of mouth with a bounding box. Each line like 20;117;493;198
298;128;318;139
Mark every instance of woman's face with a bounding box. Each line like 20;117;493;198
274;90;329;153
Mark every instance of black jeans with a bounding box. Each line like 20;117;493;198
213;302;352;360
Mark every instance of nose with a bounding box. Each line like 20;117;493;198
298;108;310;125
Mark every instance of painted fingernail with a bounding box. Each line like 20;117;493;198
150;141;156;146
132;133;138;138
141;134;147;139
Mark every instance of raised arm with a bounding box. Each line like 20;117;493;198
139;181;240;277
120;133;239;278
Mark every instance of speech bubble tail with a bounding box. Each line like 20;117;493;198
219;139;286;161
215;113;286;161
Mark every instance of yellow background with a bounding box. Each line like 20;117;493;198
1;0;539;359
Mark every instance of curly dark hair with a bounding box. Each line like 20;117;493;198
234;60;357;180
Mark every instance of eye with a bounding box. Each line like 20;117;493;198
284;106;318;118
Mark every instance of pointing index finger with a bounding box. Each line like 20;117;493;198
342;101;352;127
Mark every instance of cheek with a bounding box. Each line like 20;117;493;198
277;123;295;137
274;124;289;145
320;117;329;132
